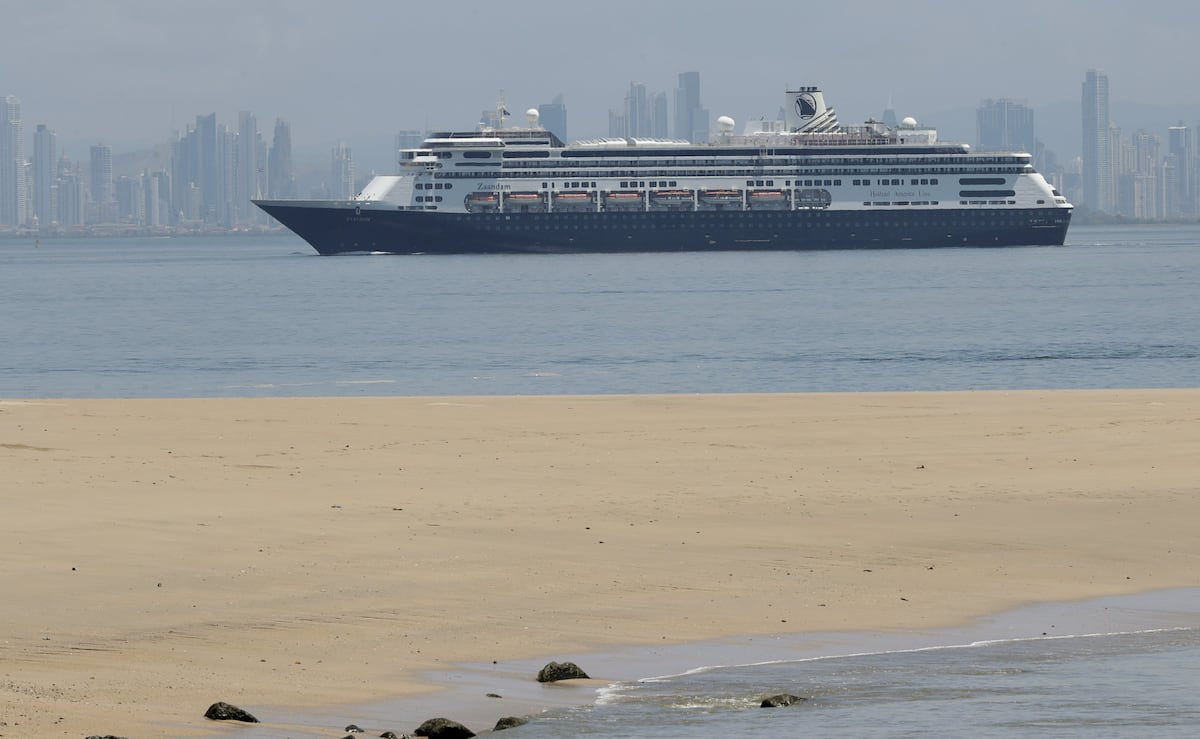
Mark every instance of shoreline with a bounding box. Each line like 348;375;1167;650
211;587;1200;737
3;390;1199;736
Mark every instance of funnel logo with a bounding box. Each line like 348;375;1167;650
795;93;817;119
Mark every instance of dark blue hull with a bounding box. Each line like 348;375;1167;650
254;202;1072;255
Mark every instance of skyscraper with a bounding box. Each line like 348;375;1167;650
1081;69;1114;213
330;142;354;199
1;95;27;227
624;82;650;138
237;111;265;224
194;113;219;222
1166;124;1191;218
171;123;200;223
674;72;708;143
268;119;295;199
32;124;58;227
537;94;567;144
651;92;669;139
89;144;113;223
976;99;1035;154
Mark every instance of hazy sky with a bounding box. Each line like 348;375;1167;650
5;0;1200;165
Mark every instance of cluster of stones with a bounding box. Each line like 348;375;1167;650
87;661;809;737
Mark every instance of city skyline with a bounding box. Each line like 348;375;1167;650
5;0;1200;154
7;65;1200;231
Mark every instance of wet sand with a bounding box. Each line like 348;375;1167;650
2;390;1198;736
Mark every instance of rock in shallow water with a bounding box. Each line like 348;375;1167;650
203;700;260;722
536;660;590;682
493;715;529;730
760;693;808;707
413;717;475;738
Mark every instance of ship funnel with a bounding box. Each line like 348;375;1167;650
784;87;840;133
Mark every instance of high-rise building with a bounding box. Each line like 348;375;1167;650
1130;129;1162;219
89;144;114;223
32;123;57;227
651;92;668;139
142;170;163;227
115;175;144;224
607;109;625;138
674;72;708;143
624;82;650;138
880;100;899;129
171;123;199;223
976;99;1035;154
1;95;27;227
1081;69;1114;213
217;124;238;227
330;142;354;198
268;119;295;199
237;111;265;224
194;113;219;223
537;95;567;144
1166;124;1191;218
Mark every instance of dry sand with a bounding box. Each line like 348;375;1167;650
2;390;1198;737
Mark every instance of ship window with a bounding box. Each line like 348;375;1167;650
462;151;493;159
445;183;452;189
932;178;939;185
435;196;443;202
835;179;842;186
921;179;929;185
1037;199;1045;204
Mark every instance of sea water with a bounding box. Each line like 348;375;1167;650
525;628;1200;737
267;590;1200;737
5;225;1200;736
2;223;1199;397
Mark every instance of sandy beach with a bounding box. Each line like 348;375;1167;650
2;390;1199;737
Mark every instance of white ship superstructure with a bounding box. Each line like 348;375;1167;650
255;86;1072;255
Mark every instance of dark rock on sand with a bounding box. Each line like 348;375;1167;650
413;717;476;738
203;701;260;722
493;716;529;730
536;660;590;682
760;693;808;707
86;735;130;739
345;725;364;733
380;732;404;739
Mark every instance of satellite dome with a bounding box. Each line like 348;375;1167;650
526;108;540;124
717;115;735;132
901;116;918;129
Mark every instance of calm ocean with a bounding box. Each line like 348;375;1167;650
5;225;1200;736
2;223;1198;398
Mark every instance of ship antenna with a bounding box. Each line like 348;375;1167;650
496;90;510;130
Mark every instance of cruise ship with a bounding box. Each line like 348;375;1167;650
254;86;1072;255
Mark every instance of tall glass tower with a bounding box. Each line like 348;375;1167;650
1;95;26;226
1081;69;1113;213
